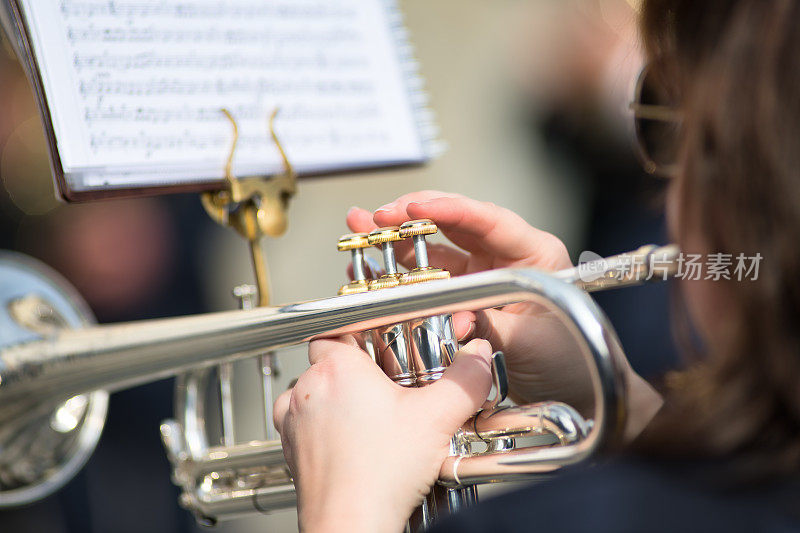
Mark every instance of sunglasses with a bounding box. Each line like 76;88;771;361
629;63;682;178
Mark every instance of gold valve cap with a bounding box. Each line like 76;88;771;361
368;226;403;246
338;279;371;295
369;274;402;290
399;219;438;238
337;232;371;251
401;267;451;285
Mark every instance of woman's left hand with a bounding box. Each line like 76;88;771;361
274;336;494;533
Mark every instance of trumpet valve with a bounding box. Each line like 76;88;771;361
400;219;438;271
367;226;404;290
337;232;372;295
368;275;402;291
401;268;450;285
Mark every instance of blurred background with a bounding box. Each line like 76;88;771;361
0;1;675;531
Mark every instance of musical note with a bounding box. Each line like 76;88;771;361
19;0;428;189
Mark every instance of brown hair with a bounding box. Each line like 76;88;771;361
634;0;800;479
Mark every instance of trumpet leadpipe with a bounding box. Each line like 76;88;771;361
555;244;679;292
0;247;677;422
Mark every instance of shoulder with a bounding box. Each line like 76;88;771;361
431;458;800;533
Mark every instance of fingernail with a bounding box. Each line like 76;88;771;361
467;338;492;357
457;322;475;342
375;200;398;213
347;206;361;216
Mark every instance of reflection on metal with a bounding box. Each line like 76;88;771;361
0;252;108;508
0;244;679;523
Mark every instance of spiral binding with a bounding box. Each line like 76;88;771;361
381;0;446;159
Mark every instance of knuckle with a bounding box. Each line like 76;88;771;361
543;232;567;253
292;368;327;398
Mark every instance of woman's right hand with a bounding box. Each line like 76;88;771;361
347;191;661;431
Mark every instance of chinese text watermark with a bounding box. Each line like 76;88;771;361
576;251;762;283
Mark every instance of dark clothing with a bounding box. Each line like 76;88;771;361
432;459;800;532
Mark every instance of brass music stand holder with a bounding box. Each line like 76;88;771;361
201;108;297;307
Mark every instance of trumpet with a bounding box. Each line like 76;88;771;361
0;234;679;527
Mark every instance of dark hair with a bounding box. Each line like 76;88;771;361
635;0;800;478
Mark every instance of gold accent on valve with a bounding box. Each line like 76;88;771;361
369;276;402;291
366;226;405;291
338;280;371;296
401;268;451;285
367;226;403;245
338;233;371;252
337;232;372;295
399;219;438;238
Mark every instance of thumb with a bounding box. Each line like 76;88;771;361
417;339;493;430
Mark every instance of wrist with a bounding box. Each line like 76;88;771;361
298;491;406;533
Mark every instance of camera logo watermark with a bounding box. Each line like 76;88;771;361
577;251;608;282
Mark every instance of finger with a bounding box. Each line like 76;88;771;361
308;335;365;365
349;244;467;279
373;193;470;273
373;190;463;227
393;242;469;274
417;339;493;428
273;388;292;434
406;197;572;271
346;206;379;234
347;205;418;273
471;307;563;364
452;310;477;341
471;308;526;355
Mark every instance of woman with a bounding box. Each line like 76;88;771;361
274;0;800;530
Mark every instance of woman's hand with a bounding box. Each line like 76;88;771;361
347;191;661;426
346;191;593;407
274;337;493;533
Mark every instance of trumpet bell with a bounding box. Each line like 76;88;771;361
0;252;108;507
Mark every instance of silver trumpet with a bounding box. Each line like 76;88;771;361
0;240;679;526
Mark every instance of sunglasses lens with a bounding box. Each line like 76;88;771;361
637;117;680;173
634;69;681;176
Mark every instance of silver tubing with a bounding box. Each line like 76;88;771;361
554;244;679;292
352;248;367;281
260;353;278;441
0;268;627;427
412;236;429;268
218;363;235;447
408;314;457;384
464;402;590;445
373;323;415;386
382;242;399;275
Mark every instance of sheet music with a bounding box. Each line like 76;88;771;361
17;0;431;191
